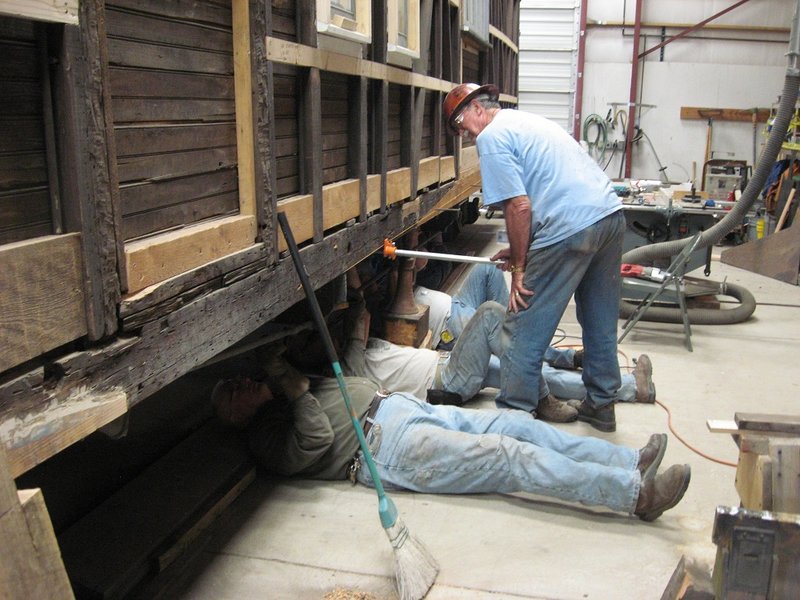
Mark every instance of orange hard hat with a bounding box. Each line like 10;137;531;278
442;83;499;135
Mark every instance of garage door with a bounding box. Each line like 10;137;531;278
518;0;579;132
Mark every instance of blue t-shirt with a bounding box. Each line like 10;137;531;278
477;109;621;249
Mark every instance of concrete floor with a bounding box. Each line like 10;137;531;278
164;216;800;600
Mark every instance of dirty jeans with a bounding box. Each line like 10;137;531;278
439;303;637;403
356;392;641;513
498;211;625;413
447;263;510;339
543;347;638;403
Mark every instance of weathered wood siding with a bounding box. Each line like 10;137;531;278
320;71;350;185
0;17;53;245
387;82;405;171
106;0;240;241
273;63;299;198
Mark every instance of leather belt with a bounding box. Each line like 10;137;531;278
362;390;388;437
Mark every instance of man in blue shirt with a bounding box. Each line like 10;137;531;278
443;83;625;432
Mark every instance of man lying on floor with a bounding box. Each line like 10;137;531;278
339;286;655;413
210;352;690;522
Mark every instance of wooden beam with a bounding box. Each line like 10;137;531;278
680;106;771;123
266;36;455;94
233;0;257;218
0;234;86;373
58;421;254;599
0;444;73;600
736;413;800;435
124;215;256;293
0;0;78;24
489;24;518;54
259;0;279;259
303;67;324;242
1;388;128;478
53;0;121;339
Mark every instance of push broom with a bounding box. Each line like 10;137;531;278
277;214;439;600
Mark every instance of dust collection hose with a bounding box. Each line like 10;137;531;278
620;2;800;325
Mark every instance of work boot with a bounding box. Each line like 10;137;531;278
536;394;578;423
634;464;691;522
637;433;668;481
633;354;656;403
575;399;616;432
573;349;584;369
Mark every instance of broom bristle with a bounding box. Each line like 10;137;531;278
385;516;439;600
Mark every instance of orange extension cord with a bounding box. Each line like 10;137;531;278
557;343;738;469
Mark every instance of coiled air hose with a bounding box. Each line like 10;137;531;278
620;6;800;325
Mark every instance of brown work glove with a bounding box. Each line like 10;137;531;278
260;344;310;401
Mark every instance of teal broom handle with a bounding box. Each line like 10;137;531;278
277;214;395;524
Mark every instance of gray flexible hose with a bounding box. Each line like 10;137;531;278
621;4;800;324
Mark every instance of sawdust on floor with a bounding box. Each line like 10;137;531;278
322;588;384;600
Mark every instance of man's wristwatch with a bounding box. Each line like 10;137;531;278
508;265;525;273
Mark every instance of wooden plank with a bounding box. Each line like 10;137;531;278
119;171;238;216
108;68;234;99
121;191;239;241
119;244;269;319
0;0;78;24
266;36;454;94
233;0;256;219
489;24;518;54
248;0;273;251
156;467;256;571
17;489;74;597
776;188;797;232
680;106;771;123
0;234;86;373
104;7;232;51
735;413;800;435
58;421;254;600
114;123;235;157
107;38;233;74
117;146;238;184
1;388;128;478
0;444;73;600
304;67;324;241
124;215;257;293
418;156;442;189
322;179;361;230
54;1;120;340
706;419;739;434
109;0;232;27
735;451;772;511
111;98;236;125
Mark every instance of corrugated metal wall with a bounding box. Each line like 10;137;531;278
518;0;579;131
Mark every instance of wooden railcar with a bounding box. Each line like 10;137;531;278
0;0;519;481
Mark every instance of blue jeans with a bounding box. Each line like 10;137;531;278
498;211;625;412
438;301;506;400
356;393;641;513
447;263;509;339
544;347;637;402
439;303;636;403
